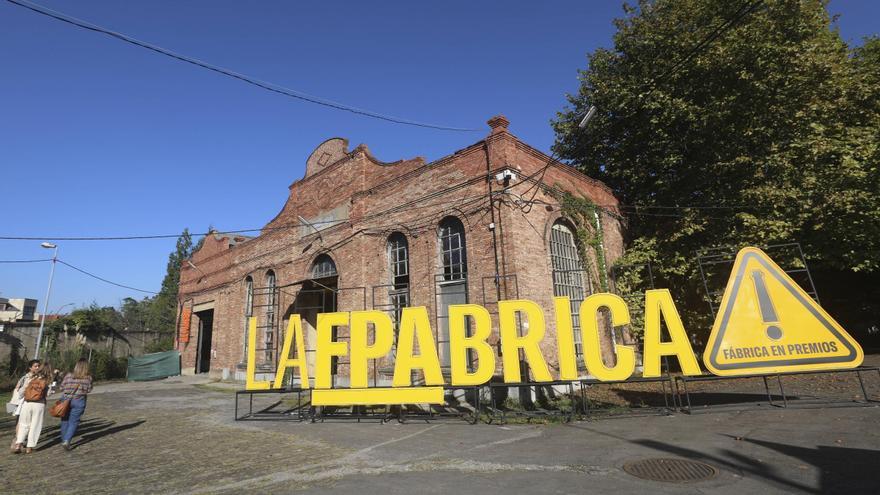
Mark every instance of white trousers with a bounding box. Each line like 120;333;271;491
15;402;45;448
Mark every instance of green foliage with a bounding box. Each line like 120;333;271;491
43;229;194;357
609;238;659;340
553;1;880;336
145;335;175;354
147;229;193;335
0;376;17;394
0;358;25;392
42;348;127;381
555;190;610;291
91;350;128;381
46;348;87;378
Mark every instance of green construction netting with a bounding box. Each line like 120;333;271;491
127;350;181;381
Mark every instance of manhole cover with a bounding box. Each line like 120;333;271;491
623;458;717;482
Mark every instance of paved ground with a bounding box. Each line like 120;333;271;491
1;371;879;494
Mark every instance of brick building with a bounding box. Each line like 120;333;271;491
177;115;625;384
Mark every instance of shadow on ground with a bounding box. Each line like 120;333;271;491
32;418;146;451
633;437;880;493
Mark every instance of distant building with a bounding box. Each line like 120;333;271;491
177;115;626;383
0;297;39;322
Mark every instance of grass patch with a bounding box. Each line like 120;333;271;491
1;391;13;419
194;383;238;394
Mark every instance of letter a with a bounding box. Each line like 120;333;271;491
273;316;310;389
392;307;444;387
643;290;701;377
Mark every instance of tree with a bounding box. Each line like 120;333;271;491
192;224;215;253
552;1;880;337
120;297;150;332
146;229;193;336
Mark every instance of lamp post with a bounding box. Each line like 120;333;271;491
51;302;75;315
34;242;58;359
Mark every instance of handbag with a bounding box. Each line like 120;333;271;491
6;391;22;414
24;378;48;402
49;384;79;418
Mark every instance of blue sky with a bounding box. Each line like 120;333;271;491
1;0;877;312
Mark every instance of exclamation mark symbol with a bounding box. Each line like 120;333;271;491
752;270;783;340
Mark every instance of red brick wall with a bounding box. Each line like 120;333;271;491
177;116;625;381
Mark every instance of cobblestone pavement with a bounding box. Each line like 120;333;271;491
1;373;879;494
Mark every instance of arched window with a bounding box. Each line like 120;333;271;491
387;232;410;290
437;217;468;368
386;232;410;326
549;220;589;359
439;216;467;281
307;254;339;377
242;276;253;362
264;270;277;363
311;254;338;279
245;276;254;317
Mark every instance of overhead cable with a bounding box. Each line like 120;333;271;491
56;259;158;294
5;0;479;132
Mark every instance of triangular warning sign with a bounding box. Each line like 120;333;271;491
704;247;863;376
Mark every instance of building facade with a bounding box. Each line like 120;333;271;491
0;297;38;322
176;116;626;384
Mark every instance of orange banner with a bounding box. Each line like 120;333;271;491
179;307;192;344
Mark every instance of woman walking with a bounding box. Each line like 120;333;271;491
59;358;93;451
13;361;51;454
9;359;41;453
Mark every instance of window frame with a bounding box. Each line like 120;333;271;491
438;216;467;282
549;220;590;360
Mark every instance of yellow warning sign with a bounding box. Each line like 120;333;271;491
704;247;863;376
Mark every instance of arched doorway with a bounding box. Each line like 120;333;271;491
292;254;339;385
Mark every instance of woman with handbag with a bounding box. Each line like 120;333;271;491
9;359;40;453
59;358;93;451
12;361;51;454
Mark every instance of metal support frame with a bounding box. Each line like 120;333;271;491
578;375;675;419
250;283;282;370
483;380;577;425
395;386;481;425
234;367;879;422
433;272;470;371
696;242;819;317
234;388;310;421
312;404;394;424
674;367;880;414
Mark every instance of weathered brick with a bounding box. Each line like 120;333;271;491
177;116;625;382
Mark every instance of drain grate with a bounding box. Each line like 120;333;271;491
623;458;717;482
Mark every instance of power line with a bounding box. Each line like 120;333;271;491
0;202;790;242
521;2;766;212
0;218;345;241
5;0;479;133
572;0;765;145
56;259;158;295
650;0;765;89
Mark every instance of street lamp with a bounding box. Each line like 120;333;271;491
578;105;598;129
34;242;58;359
51;302;75;315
